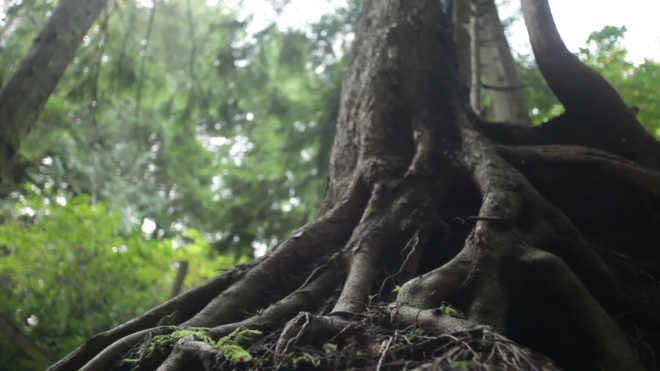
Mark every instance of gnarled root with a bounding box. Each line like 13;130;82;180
156;334;219;371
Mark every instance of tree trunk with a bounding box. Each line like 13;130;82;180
0;0;108;183
469;0;484;116
480;0;532;125
50;0;660;370
453;0;471;89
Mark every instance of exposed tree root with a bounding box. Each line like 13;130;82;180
183;172;371;328
333;178;433;313
397;250;472;309
47;260;254;371
499;144;660;197
381;303;479;334
411;328;560;371
519;181;630;306
80;329;152;371
156;334;218;371
82;262;345;370
208;264;346;338
62;173;370;370
275;312;361;355
517;247;644;371
59;68;658;371
271;310;560;370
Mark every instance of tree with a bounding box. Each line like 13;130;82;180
50;0;660;370
578;26;660;134
479;0;531;125
0;0;107;182
453;0;531;125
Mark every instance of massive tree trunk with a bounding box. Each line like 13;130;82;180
51;0;660;370
0;0;108;184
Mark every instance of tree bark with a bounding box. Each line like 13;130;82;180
453;0;471;89
51;0;660;370
0;0;108;183
469;0;484;116
169;261;189;299
480;0;532;125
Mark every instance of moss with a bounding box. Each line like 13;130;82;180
329;252;340;262
439;302;466;319
216;328;262;347
216;344;252;363
169;328;214;344
117;327;264;369
214;328;263;364
406;327;425;341
157;309;182;326
292;353;321;369
451;360;471;370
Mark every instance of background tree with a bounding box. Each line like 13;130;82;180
43;0;660;370
454;0;531;125
0;0;107;182
479;0;531;125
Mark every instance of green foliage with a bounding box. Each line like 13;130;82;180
292;353;322;369
439;302;466;319
520;25;660;136
0;187;237;367
578;26;660;136
1;0;360;258
218;329;262;364
123;327;261;367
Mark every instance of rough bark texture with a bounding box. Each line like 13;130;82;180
51;0;660;370
0;0;108;183
479;0;532;125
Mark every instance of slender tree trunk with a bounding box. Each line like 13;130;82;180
170;261;189;299
453;0;471;89
469;0;484;116
480;0;532;125
0;0;108;183
51;0;660;370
